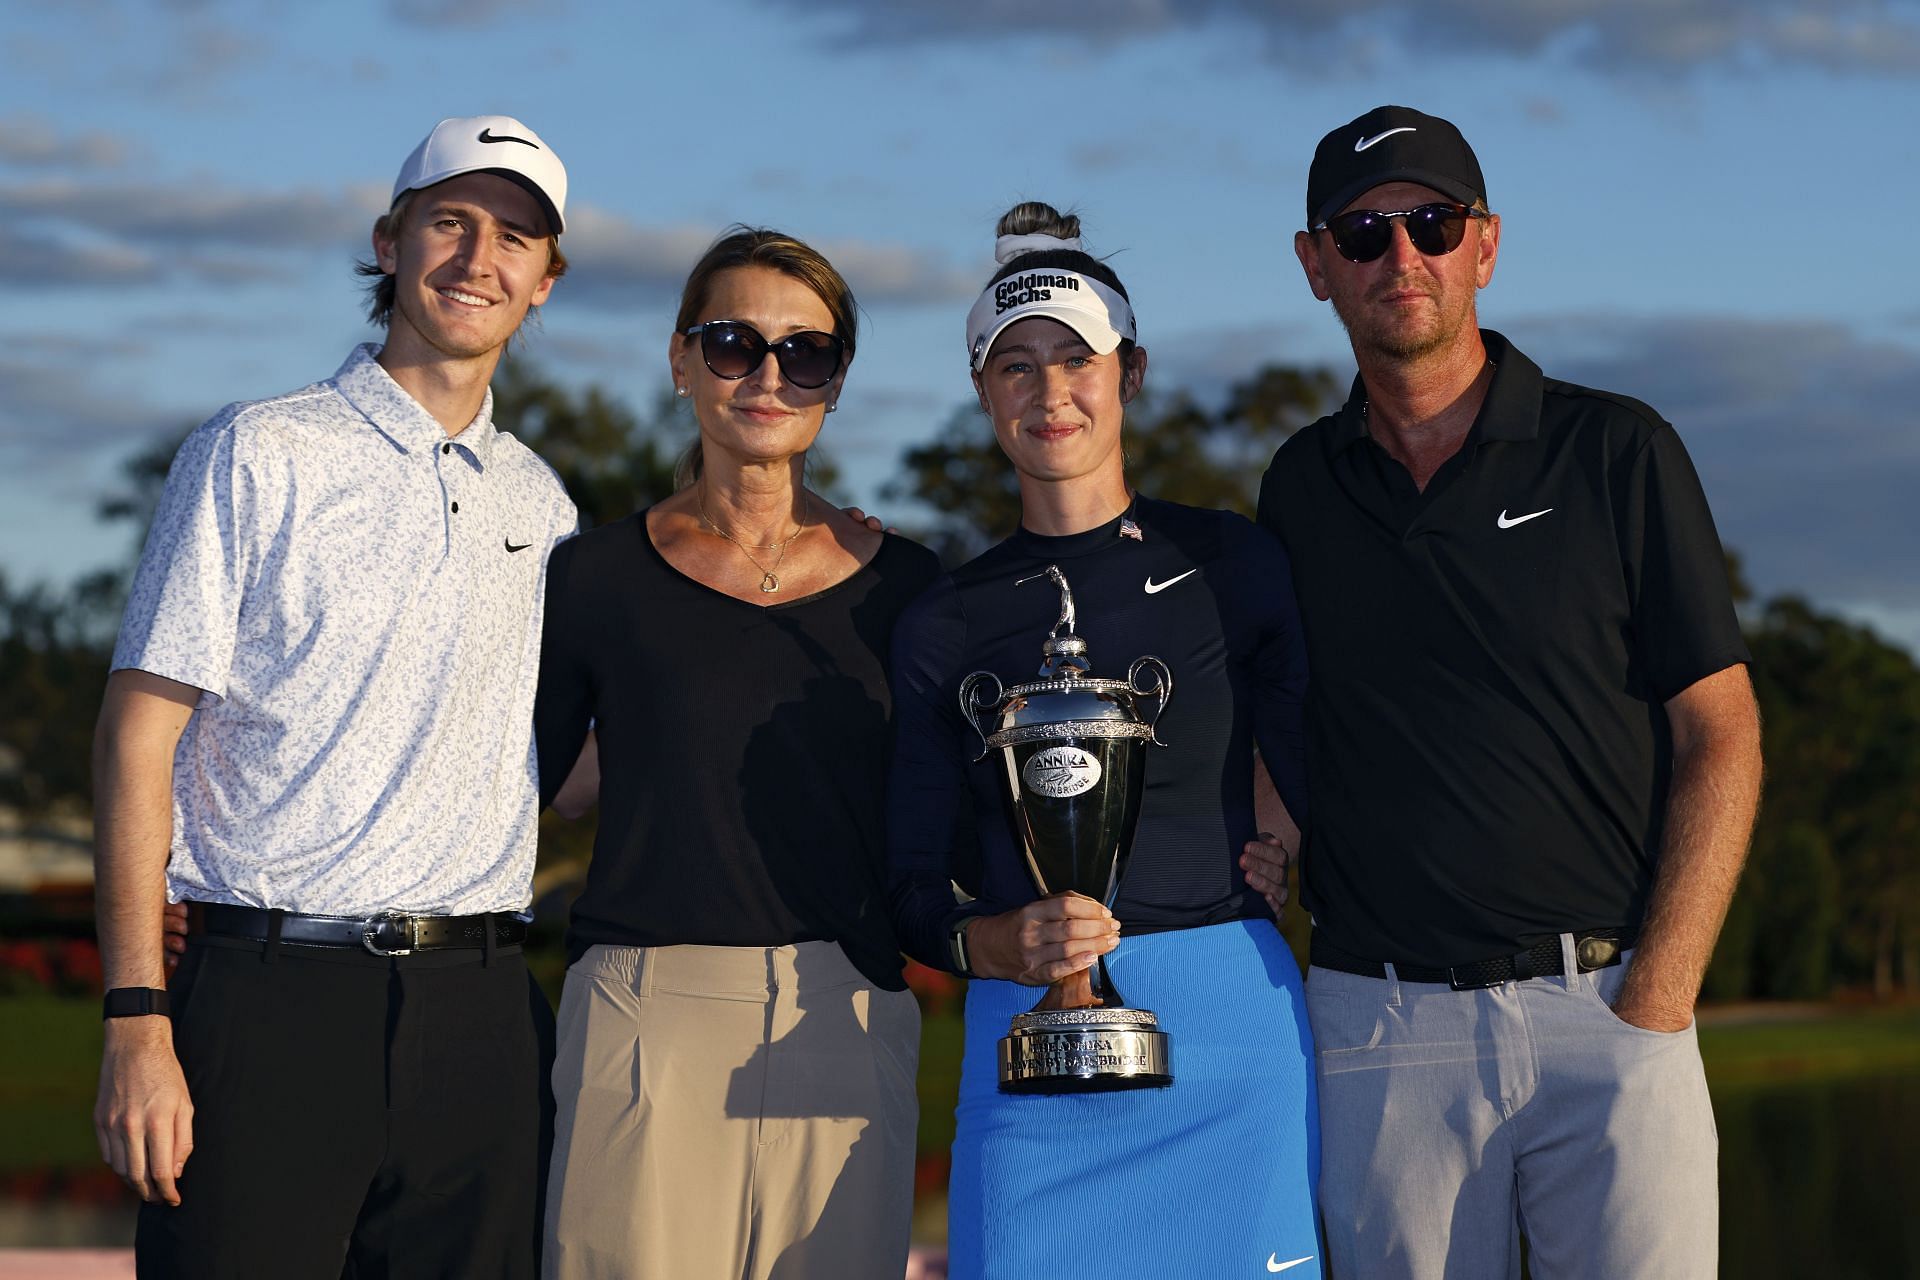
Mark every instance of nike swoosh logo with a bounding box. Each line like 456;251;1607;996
477;128;538;148
1496;508;1552;529
1144;569;1197;594
505;540;533;553
1354;127;1415;151
1268;1256;1316;1273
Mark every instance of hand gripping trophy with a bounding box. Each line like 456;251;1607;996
959;565;1174;1093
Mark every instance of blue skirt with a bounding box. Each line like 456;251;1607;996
948;918;1323;1278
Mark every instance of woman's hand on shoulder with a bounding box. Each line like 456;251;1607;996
840;505;891;534
807;496;885;563
966;893;1119;987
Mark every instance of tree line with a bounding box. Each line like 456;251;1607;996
3;359;1915;1000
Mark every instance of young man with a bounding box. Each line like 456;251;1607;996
92;115;578;1277
1252;105;1763;1277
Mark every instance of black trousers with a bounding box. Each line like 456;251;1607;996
136;932;556;1280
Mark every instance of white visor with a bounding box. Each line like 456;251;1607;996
966;269;1137;372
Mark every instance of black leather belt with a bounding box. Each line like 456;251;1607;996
187;902;528;956
1311;929;1635;991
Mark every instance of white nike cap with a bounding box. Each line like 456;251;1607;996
965;268;1137;372
390;114;568;235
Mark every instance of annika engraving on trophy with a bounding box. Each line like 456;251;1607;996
1021;745;1103;798
1030;1042;1156;1072
959;564;1176;1094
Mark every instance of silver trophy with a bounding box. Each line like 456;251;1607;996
959;565;1174;1093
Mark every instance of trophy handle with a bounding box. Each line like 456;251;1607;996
1128;656;1174;746
957;671;1005;762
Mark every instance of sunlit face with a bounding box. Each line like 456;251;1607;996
374;172;558;363
668;265;848;469
973;316;1145;487
1294;180;1499;363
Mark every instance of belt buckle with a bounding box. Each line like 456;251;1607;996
1576;935;1621;970
362;912;415;957
1446;968;1503;991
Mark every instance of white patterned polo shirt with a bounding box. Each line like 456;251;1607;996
112;344;578;916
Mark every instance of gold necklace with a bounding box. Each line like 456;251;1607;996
697;488;811;593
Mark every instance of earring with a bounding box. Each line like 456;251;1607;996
826;402;838;413
676;387;688;397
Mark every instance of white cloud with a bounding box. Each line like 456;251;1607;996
768;0;1920;75
387;0;553;26
557;206;976;307
0;116;126;170
1;233;159;286
1518;313;1920;610
0;178;380;250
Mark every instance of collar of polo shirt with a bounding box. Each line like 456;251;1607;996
334;344;500;467
1335;330;1538;452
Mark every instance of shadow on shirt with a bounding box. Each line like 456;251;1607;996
718;618;914;1266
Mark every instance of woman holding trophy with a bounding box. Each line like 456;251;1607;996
886;203;1323;1276
533;227;941;1277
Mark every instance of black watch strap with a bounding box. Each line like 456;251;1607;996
102;987;171;1019
947;916;975;978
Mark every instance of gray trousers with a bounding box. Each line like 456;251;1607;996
1306;942;1717;1280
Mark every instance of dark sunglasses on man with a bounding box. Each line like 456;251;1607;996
1312;202;1492;264
682;320;846;390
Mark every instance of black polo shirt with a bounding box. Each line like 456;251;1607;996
1256;330;1749;967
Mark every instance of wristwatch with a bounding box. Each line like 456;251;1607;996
946;916;976;978
102;987;171;1019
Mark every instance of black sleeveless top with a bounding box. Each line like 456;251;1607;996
535;510;942;989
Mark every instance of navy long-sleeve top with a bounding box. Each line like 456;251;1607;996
885;496;1309;972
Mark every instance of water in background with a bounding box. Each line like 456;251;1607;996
1716;1072;1920;1277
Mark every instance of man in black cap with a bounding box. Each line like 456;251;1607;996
1250;105;1762;1276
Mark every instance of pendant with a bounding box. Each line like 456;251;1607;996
760;573;779;593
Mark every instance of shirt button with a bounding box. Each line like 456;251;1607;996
451;501;459;513
442;444;451;455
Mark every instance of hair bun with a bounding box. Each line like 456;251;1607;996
994;202;1085;264
995;201;1081;243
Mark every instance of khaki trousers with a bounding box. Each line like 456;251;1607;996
543;941;919;1279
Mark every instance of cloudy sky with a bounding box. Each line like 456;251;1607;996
4;0;1918;649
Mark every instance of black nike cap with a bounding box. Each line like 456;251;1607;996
1306;105;1485;226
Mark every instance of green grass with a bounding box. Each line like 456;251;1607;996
1698;1004;1920;1086
0;992;107;1170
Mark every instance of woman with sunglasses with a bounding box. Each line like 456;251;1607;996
534;226;940;1278
885;203;1322;1277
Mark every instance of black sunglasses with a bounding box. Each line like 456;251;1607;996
681;320;846;390
1312;202;1491;264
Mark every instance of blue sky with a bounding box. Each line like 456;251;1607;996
4;0;1919;649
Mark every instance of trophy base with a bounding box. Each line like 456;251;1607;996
997;1006;1172;1094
